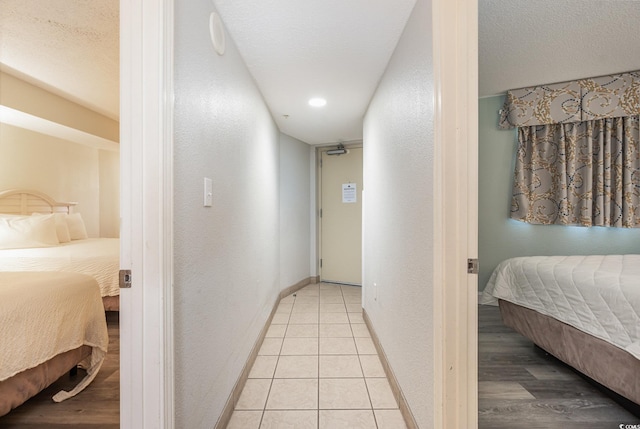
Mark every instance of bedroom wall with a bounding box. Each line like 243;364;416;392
173;1;283;427
279;133;313;287
362;0;434;426
0;71;119;142
478;95;640;290
0;72;120;239
0;122;119;238
98;150;120;238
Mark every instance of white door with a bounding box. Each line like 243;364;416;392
319;146;363;285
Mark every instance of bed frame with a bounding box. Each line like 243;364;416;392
0;189;77;215
0;346;91;416
0;189;119;311
499;300;640;408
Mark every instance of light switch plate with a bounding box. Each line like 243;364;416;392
204;177;213;207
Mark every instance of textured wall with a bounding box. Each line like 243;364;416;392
0;122;114;237
173;1;282;427
279;133;313;287
98;150;119;238
362;0;434;426
478;95;640;290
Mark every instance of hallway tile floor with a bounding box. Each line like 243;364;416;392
227;283;408;429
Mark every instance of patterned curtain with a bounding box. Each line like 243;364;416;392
511;117;640;227
502;71;640;227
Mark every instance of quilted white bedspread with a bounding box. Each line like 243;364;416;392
481;254;640;360
0;238;119;297
0;271;109;401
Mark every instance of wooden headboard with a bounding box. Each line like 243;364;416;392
0;189;77;215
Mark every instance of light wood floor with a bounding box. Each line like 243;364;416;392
479;304;639;428
0;312;120;428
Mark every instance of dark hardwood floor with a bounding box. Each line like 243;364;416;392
0;312;119;428
479;303;640;429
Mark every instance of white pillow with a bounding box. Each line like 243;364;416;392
32;212;72;243
0;214;60;249
54;213;72;243
66;213;88;240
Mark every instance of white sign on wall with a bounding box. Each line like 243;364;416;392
342;183;357;203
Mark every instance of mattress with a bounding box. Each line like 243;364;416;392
0;238;119;297
0;271;109;402
481;254;640;360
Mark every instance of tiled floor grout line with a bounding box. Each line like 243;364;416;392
231;283;405;428
263;299;290;422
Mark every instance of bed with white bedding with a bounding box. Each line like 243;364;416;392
0;238;120;298
0;189;120;310
481;254;640;405
0;271;109;416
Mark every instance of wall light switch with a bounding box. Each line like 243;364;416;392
204;177;213;207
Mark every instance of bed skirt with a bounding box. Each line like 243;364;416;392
499;300;640;406
0;345;92;416
103;295;119;312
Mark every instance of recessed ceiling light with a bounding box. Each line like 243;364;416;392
308;98;327;107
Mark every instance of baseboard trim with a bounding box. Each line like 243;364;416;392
214;276;314;429
280;276;317;300
363;309;419;429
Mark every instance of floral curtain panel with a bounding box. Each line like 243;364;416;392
500;71;640;129
511;117;640;227
503;71;640;227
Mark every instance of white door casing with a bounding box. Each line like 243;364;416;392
120;0;477;426
120;0;174;427
432;0;478;427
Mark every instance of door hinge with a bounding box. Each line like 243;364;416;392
467;258;479;274
320;208;323;218
119;269;132;288
319;159;323;168
320;259;323;268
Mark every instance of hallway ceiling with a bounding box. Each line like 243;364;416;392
211;0;417;145
1;1;639;143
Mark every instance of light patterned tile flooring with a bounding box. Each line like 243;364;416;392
227;283;408;429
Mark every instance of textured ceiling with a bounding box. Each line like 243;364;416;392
479;0;640;97
211;0;417;145
0;0;119;120
1;1;639;142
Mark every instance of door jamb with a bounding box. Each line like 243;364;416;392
119;0;174;427
432;0;478;427
119;0;478;425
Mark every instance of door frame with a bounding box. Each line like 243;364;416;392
119;0;174;427
119;0;478;426
316;143;364;285
432;0;478;427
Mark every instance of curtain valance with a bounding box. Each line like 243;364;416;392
499;71;640;129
